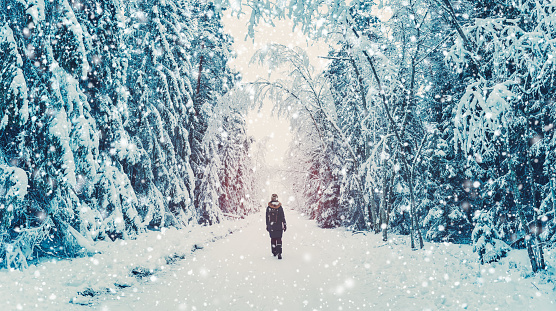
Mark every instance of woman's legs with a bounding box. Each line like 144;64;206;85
270;233;283;258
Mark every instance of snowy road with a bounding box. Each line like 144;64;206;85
100;209;373;310
1;209;554;310
98;209;555;311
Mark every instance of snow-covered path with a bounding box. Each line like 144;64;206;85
2;209;554;310
101;209;373;310
98;209;555;311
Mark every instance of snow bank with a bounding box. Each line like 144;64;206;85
358;237;555;310
0;218;247;310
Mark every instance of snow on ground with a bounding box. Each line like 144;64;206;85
1;209;555;310
0;220;246;311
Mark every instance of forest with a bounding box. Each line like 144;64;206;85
1;0;555;276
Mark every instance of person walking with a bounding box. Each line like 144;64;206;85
266;193;287;259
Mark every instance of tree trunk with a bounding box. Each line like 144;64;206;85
348;51;374;233
552;179;556;242
535;233;546;271
510;161;539;273
526;146;546;271
196;43;204;96
380;167;388;235
368;188;377;232
380;173;388;239
382;172;394;241
408;175;416;249
408;177;423;249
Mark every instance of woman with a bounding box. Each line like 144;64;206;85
266;193;287;259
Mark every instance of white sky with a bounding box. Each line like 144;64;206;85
222;11;330;167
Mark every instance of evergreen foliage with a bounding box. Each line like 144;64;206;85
1;0;555;274
0;0;256;268
187;3;241;225
239;0;555;271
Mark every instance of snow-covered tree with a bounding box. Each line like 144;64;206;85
444;0;555;272
472;210;511;264
218;108;257;216
187;3;240;224
1;0;104;260
124;0;197;228
252;43;363;228
195;108;224;225
0;0;243;267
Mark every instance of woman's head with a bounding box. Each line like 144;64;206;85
271;194;278;202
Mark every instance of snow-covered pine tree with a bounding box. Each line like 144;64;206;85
187;2;239;224
540;102;556;243
446;0;555;271
218;109;257;217
189;2;236;105
315;143;345;228
124;0;196;228
284;133;319;219
324;1;394;232
1;0;244;267
415;21;475;244
0;163;28;268
337;0;447;247
420;133;474;244
472;210;511;265
1;0;103;261
195;86;257;223
219;112;256;216
70;0;144;241
195;106;224;225
6;1;104;257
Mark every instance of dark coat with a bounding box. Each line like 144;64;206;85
266;201;286;238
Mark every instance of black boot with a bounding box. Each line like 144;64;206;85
277;242;282;259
